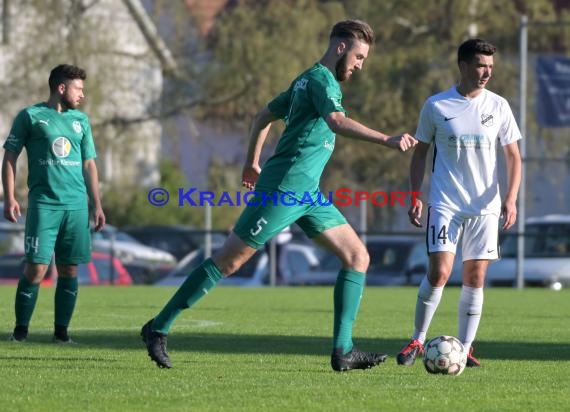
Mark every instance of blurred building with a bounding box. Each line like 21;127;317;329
0;0;163;203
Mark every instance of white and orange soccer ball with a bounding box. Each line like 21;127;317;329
423;335;467;376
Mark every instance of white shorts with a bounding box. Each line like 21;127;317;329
426;206;500;261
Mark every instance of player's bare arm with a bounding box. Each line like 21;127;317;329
242;106;278;189
325;111;417;151
83;158;105;232
501;141;522;231
1;150;21;223
407;141;430;227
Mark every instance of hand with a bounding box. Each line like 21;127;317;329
500;199;517;231
242;164;261;190
387;133;417;152
92;207;106;232
3;199;21;223
408;198;423;228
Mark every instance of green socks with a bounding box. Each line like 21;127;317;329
150;259;364;354
15;276;78;331
333;269;366;354
54;277;79;328
14;277;40;327
152;258;223;334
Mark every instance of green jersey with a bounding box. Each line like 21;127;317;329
256;63;345;199
4;103;97;210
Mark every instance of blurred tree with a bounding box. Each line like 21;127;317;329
2;0;568;229
194;0;568;230
103;159;204;227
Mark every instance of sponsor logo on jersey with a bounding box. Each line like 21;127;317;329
72;120;82;133
481;113;494;127
52;137;72;158
323;140;335;151
448;134;491;149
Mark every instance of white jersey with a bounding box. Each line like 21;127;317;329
416;86;522;215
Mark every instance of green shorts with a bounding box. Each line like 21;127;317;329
25;208;92;265
233;190;347;249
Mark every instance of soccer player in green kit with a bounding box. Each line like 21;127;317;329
141;19;417;370
2;64;105;343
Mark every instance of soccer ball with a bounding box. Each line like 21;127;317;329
423;335;467;376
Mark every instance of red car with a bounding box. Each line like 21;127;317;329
78;251;133;285
0;251;132;286
0;252;57;286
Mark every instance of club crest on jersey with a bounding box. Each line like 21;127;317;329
294;78;308;91
481;113;493;127
52;137;72;158
72;120;82;133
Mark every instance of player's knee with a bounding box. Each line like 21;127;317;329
462;270;486;288
340;246;369;273
427;268;451;286
23;263;48;284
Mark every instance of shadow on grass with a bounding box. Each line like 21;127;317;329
4;331;569;362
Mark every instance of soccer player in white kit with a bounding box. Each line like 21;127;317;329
396;39;522;368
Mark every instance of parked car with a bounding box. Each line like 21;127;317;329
92;225;177;284
0;252;57;286
78;251;133;285
123;225;226;261
302;235;428;286
0;221;25;254
156;238;428;287
0;251;131;286
155;247;267;287
484;214;570;288
155;242;323;287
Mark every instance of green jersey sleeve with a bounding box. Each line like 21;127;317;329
310;78;345;120
3;109;30;154
267;89;293;119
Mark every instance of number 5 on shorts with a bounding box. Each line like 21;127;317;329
250;217;268;236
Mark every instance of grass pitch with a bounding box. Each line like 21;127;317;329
0;285;568;411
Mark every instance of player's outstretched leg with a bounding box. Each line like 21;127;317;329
140;258;224;368
141;319;172;369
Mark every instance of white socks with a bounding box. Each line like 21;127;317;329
412;276;444;343
411;277;484;350
458;285;484;352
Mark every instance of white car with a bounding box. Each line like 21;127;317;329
297;235;428;286
155;243;322;287
0;221;26;254
485;214;570;288
92;225;177;284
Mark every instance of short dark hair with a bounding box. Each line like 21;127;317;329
330;19;374;45
457;39;496;64
48;64;87;92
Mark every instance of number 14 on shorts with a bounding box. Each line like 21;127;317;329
429;224;448;245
